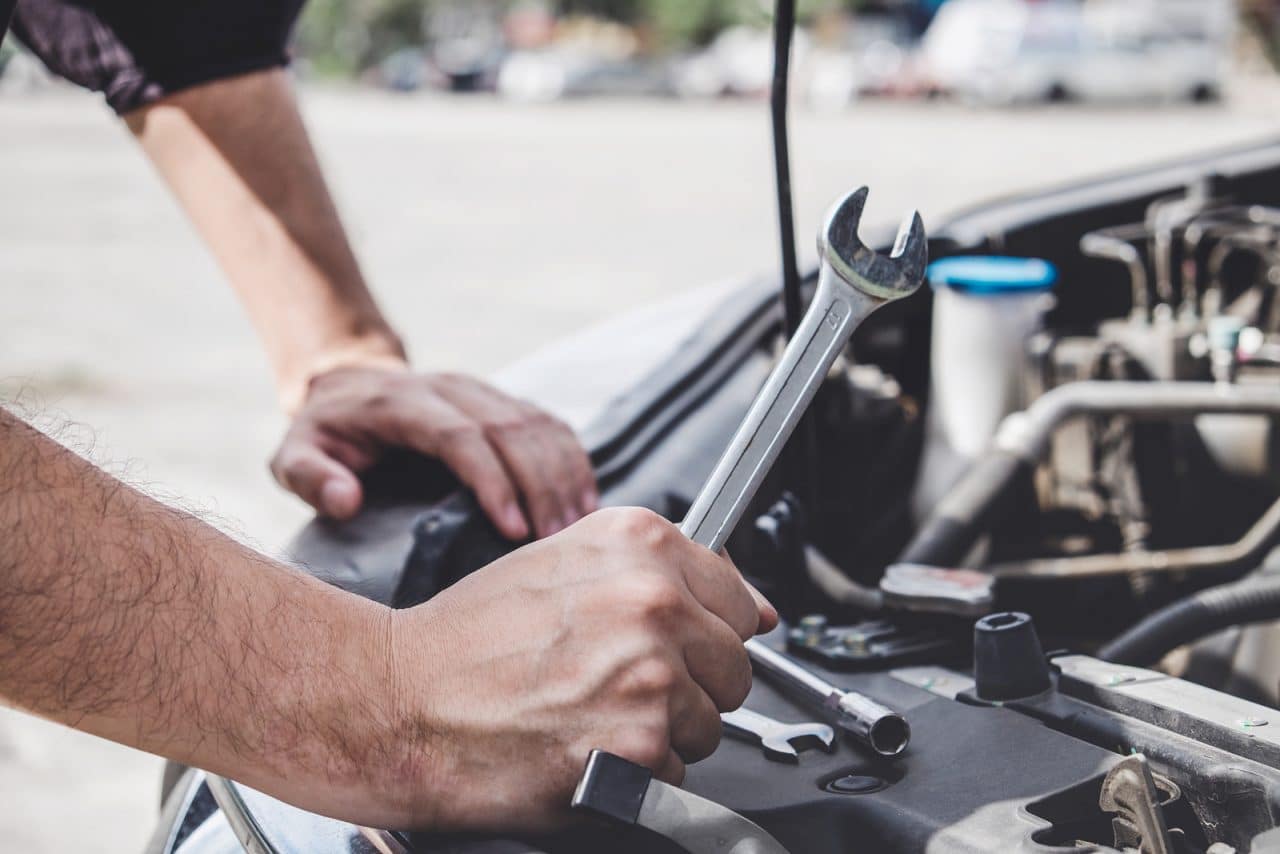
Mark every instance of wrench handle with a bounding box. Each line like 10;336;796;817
744;638;837;705
745;639;910;757
680;270;880;552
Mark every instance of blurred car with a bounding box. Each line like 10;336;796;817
670;26;806;100
670;15;920;110
803;47;862;111
842;14;918;97
800;13;925;108
921;0;1228;105
424;1;507;92
495;14;667;102
496;48;668;102
377;48;436;93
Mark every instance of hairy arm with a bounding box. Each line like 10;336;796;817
0;408;408;825
0;408;774;831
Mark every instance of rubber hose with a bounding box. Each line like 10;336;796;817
899;451;1032;567
1099;572;1280;666
806;546;883;611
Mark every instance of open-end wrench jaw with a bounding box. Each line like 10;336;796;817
721;707;837;764
820;186;928;302
681;184;928;555
759;730;836;764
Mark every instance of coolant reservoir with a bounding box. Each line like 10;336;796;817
912;256;1057;522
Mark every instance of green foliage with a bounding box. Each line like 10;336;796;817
297;0;433;76
644;0;761;48
557;0;646;21
554;0;857;48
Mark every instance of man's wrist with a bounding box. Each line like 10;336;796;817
283;331;409;414
324;602;446;829
265;588;427;826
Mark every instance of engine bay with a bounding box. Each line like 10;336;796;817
150;141;1280;854
314;152;1278;854
742;175;1280;854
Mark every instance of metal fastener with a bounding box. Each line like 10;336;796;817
798;614;828;647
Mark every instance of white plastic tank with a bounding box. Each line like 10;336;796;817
912;256;1058;522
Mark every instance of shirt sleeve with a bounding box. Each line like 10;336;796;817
10;0;306;115
1;0;15;43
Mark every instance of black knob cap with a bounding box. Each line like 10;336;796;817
973;612;1051;701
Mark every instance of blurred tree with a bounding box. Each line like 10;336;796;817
297;0;435;75
558;0;646;20
643;0;757;47
558;0;862;47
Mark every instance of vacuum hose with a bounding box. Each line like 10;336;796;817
1099;572;1280;666
899;451;1030;567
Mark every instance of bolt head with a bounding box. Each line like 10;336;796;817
841;633;869;654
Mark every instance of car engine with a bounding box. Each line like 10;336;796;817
346;157;1280;854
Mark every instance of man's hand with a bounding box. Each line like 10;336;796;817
385;507;779;831
0;409;773;831
127;72;598;538
270;365;598;540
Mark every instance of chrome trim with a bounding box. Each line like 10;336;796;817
145;768;213;854
205;776;410;854
206;777;274;854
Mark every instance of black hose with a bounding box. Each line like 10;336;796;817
771;0;800;339
1099;572;1280;666
769;0;817;529
899;451;1033;567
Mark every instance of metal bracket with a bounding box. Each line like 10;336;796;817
1098;755;1174;854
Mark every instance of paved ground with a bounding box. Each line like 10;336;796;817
3;80;1280;851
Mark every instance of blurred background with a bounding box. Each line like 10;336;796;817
5;0;1280;850
4;0;1280;105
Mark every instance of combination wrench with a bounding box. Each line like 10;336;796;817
721;707;836;763
681;185;927;758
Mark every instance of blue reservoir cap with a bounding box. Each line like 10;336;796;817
928;256;1057;295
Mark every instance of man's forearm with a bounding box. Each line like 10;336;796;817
0;408;408;822
124;70;405;409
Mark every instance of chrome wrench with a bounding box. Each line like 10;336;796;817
721;707;836;763
681;185;926;757
681;186;926;551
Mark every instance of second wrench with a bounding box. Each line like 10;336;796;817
721;707;836;763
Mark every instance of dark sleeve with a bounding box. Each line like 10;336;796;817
10;0;306;114
1;0;15;43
